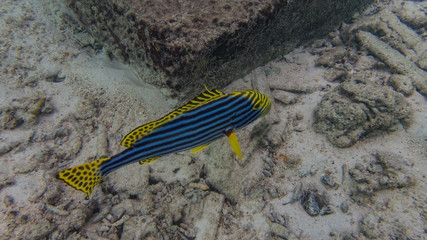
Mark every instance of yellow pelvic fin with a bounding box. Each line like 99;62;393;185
57;158;110;199
226;130;242;160
138;157;159;165
191;143;211;154
120;89;226;148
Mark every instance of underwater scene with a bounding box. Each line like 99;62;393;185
0;0;426;239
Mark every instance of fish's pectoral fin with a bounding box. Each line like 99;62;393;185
225;129;242;160
57;157;110;199
138;157;159;165
191;143;211;154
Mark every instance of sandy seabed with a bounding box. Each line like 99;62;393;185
0;0;426;239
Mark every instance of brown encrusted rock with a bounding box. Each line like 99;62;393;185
313;77;412;148
0;106;22;130
348;151;415;205
67;0;371;95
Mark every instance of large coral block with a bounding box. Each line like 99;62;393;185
67;0;370;92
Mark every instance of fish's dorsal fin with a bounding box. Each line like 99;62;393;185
120;89;226;148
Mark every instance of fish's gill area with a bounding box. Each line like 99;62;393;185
0;0;426;239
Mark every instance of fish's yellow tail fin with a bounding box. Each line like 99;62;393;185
57;158;110;198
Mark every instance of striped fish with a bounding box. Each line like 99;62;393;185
57;89;271;198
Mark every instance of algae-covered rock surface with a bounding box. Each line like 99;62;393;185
0;0;426;239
